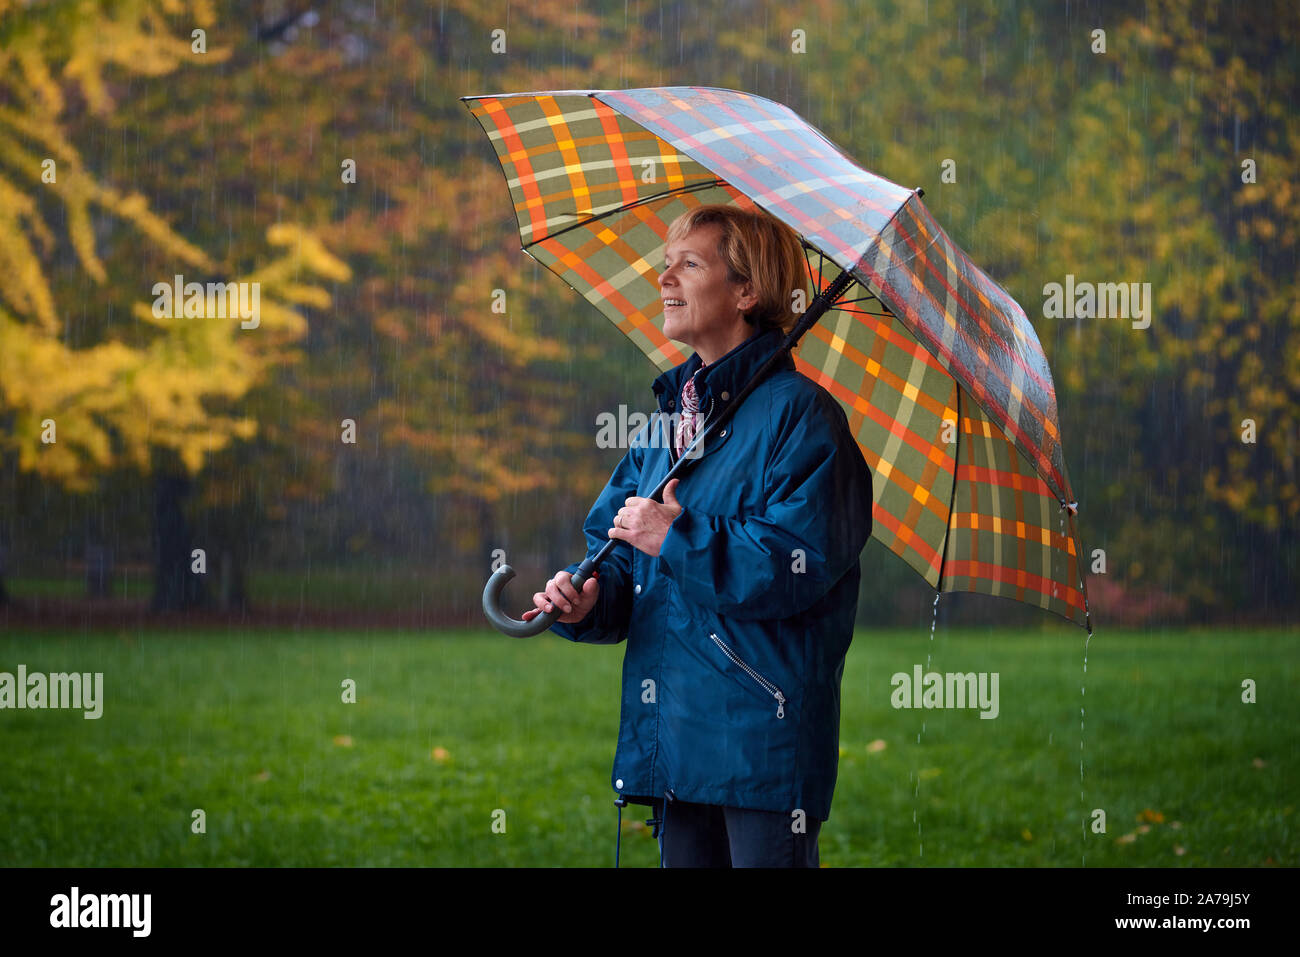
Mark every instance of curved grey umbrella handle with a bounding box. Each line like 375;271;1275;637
482;559;594;638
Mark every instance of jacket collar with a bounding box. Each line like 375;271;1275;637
652;325;794;414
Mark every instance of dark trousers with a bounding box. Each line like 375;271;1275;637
653;798;822;867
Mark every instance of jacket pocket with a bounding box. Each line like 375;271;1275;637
708;631;786;719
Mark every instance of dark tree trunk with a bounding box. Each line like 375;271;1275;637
216;547;249;612
85;543;112;598
151;472;206;612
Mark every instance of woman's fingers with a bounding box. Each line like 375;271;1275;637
548;571;590;613
554;572;584;607
546;579;573;614
524;571;601;623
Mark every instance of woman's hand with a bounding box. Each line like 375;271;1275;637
523;570;600;624
609;478;683;558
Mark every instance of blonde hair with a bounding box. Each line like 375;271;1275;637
665;203;807;335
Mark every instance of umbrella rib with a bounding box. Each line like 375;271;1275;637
832;307;893;319
936;385;962;591
800;242;876;314
519;180;728;251
804;241;826;297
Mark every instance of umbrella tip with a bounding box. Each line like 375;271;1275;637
914;186;925;198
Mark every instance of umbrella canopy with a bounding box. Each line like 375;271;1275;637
462;86;1092;635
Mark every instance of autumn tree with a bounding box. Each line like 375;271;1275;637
98;0;673;601
0;0;349;607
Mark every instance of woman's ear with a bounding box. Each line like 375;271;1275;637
735;280;759;314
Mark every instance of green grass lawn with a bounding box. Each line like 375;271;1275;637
0;626;1293;867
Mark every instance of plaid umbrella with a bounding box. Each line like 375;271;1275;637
463;86;1092;636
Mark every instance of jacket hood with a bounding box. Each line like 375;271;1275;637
651;325;795;415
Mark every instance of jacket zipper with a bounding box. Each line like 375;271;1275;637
709;632;786;719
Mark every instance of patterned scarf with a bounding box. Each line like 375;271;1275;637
675;366;705;458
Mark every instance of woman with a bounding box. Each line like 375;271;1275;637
523;203;874;867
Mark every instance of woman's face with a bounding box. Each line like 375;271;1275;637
659;223;756;361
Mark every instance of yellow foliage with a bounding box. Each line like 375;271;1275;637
0;3;349;488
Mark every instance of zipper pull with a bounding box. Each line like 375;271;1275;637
776;693;785;719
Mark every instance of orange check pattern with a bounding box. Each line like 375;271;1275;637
463;87;1091;633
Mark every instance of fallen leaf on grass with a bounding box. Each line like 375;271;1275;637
333;735;353;748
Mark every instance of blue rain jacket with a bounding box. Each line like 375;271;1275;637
551;325;873;822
